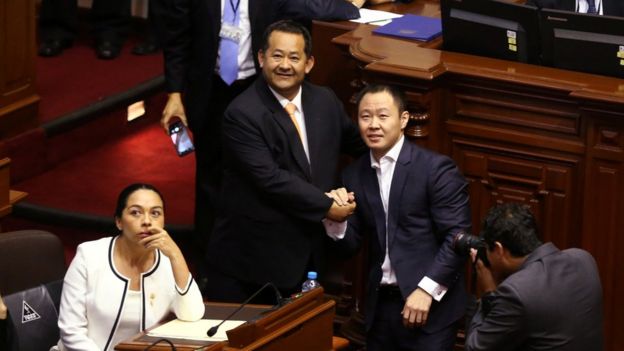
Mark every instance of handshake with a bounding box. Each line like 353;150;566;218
325;187;356;222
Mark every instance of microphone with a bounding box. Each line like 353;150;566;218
207;282;284;337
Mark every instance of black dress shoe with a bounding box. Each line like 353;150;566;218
38;39;72;57
131;40;160;55
95;41;122;60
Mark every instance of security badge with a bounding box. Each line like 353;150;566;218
220;23;243;44
507;30;517;52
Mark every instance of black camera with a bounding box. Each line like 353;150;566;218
452;232;490;267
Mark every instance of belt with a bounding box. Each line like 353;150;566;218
214;73;256;89
377;285;403;300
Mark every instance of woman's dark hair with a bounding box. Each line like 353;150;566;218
261;20;312;58
114;183;165;219
355;84;407;114
481;202;542;257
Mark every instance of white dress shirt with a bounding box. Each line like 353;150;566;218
576;0;603;14
324;136;447;301
217;0;256;80
109;290;141;350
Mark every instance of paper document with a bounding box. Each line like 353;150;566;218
351;8;402;26
147;319;246;341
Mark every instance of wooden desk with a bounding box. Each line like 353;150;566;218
0;0;40;139
311;1;441;115
116;288;336;351
115;303;271;351
0;157;27;229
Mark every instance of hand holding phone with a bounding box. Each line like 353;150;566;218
168;121;195;157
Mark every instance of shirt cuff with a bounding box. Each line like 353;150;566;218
322;219;347;240
418;276;448;302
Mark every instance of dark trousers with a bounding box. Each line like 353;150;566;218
39;0;131;43
367;288;458;351
190;75;256;290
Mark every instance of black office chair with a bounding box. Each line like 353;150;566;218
0;230;66;351
0;230;66;295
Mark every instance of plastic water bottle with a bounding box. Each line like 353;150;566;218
301;271;321;292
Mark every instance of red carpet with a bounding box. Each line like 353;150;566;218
13;122;196;226
36;38;163;123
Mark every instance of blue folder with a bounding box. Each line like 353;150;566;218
373;14;442;42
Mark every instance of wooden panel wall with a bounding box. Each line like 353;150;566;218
0;0;39;139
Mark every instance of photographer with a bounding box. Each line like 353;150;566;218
465;203;604;351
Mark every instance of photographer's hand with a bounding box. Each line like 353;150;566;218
470;249;497;295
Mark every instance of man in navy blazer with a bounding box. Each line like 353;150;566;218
326;84;471;350
205;20;365;303
527;0;624;16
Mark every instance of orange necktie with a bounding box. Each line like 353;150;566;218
285;102;303;141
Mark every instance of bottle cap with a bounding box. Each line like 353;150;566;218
307;271;317;280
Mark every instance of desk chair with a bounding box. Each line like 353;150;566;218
0;230;66;295
0;230;66;351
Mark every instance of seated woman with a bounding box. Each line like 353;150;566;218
56;183;205;351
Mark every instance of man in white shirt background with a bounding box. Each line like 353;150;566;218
527;0;624;16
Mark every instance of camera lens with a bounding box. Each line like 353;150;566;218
452;232;490;267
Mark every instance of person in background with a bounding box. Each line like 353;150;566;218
158;0;365;288
38;0;131;59
206;20;365;304
465;202;604;351
326;84;471;351
527;0;624;16
131;0;164;56
55;183;204;351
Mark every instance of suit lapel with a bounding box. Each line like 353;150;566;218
256;78;311;180
361;158;387;251
387;142;412;249
301;83;319;177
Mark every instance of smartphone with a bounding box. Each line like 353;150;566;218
168;121;195;157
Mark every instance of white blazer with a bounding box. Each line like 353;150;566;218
56;236;205;351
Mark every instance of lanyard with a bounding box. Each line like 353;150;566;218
229;0;241;15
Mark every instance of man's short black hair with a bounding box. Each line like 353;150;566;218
481;203;542;257
261;20;312;58
355;84;407;114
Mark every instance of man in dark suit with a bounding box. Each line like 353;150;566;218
205;20;365;303
325;84;471;350
159;0;364;284
465;203;604;351
527;0;624;16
